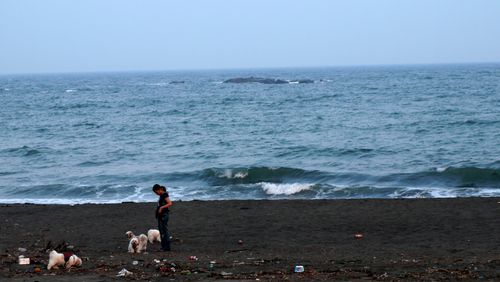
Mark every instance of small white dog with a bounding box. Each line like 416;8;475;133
138;234;148;252
126;231;148;253
47;250;82;270
147;229;161;243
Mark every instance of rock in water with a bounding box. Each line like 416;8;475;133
223;77;289;84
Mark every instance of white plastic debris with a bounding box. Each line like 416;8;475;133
153;259;161;264
18;247;27;252
294;265;305;273
117;268;133;277
18;256;30;265
132;260;139;266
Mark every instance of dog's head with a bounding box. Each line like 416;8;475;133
131;238;139;252
125;231;135;239
66;255;82;268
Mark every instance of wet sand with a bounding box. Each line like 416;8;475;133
1;198;499;281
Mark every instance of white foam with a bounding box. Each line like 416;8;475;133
147;82;168;86
219;169;248;179
436;167;448;172
261;182;313;195
65;89;77;93
234;172;248;178
388;186;500;199
220;169;232;179
121;186;145;201
0;198;131;205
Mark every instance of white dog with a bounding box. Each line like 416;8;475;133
138;234;148;252
126;231;148;253
47;250;82;270
147;229;161;243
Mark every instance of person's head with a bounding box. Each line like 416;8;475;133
152;184;166;195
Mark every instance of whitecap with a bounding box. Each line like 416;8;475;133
65;89;77;93
218;169;248;179
260;182;313;195
234;172;248;179
436;167;448;172
147;82;169;86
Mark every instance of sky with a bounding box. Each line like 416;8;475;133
1;0;499;74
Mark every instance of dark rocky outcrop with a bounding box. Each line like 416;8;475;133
290;79;314;84
224;77;316;84
224;77;289;84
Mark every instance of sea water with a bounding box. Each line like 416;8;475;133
1;64;499;203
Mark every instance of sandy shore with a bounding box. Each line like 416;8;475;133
1;198;499;281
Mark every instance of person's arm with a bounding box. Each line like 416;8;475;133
158;197;172;213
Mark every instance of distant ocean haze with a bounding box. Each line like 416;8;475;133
0;64;499;203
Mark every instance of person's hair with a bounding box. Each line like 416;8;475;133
152;184;166;192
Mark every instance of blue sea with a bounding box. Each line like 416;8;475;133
1;64;499;204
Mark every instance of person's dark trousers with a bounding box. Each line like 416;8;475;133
158;212;171;251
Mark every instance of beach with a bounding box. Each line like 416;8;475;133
2;0;500;280
1;198;499;281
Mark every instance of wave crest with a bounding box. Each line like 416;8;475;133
261;182;313;195
200;167;322;185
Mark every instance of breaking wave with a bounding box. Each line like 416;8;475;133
198;167;325;185
261;182;314;195
194;166;500;189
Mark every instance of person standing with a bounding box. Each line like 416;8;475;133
153;184;172;251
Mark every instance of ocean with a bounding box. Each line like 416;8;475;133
1;64;499;204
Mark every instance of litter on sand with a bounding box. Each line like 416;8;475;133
116;268;133;277
294;265;305;273
18;256;30;265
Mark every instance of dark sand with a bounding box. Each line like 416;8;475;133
1;198;499;281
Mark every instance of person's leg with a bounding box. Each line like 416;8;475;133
159;213;171;251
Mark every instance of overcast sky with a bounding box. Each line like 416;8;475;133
1;0;499;74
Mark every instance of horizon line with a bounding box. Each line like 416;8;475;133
1;61;499;76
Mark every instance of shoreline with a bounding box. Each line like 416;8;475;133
1;195;498;205
1;198;499;281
